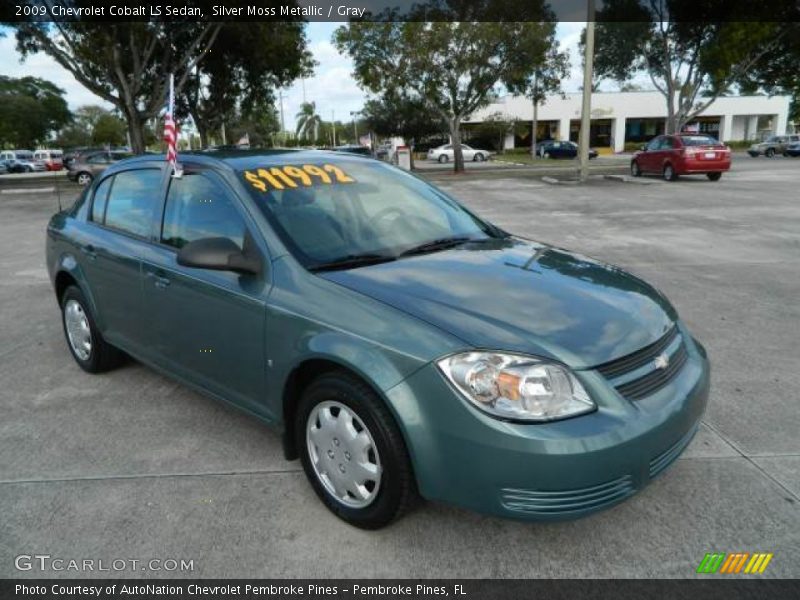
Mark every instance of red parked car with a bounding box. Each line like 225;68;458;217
631;134;731;181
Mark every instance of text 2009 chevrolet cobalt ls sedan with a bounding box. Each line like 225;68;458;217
46;151;709;528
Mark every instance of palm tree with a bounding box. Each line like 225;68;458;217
295;101;322;141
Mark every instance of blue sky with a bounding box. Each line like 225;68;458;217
0;21;591;130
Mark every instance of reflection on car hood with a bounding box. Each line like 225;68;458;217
321;237;677;368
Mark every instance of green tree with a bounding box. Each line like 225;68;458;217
295;101;322;141
180;22;313;148
0;76;71;147
334;1;554;172
13;9;223;153
586;0;797;133
229;100;281;148
474;112;518;154
92;113;127;146
362;92;446;144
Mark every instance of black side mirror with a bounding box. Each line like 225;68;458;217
177;237;260;275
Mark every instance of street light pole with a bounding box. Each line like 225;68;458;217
579;1;596;182
350;111;359;143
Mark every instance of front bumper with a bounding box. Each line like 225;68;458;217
386;322;710;521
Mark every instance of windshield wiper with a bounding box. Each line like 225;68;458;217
399;236;488;257
308;253;397;272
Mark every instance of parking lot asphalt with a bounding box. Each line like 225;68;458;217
1;156;798;578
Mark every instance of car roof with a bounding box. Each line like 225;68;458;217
108;149;372;173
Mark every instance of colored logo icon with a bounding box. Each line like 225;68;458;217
697;552;773;574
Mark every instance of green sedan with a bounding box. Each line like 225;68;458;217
46;150;709;528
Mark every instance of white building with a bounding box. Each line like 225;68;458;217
466;91;792;153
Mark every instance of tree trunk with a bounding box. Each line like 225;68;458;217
450;118;464;173
125;110;146;154
531;97;539;159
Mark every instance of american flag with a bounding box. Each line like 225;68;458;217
163;74;179;175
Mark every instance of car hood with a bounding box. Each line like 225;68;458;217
321;237;677;369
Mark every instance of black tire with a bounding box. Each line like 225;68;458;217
663;163;678;181
631;160;641;177
296;372;417;529
765;148;775;158
706;172;722;181
543;151;551;159
474;153;485;162
61;285;122;373
76;172;93;186
437;155;448;163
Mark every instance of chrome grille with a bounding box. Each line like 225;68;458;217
595;326;678;379
594;325;689;401
615;342;688;400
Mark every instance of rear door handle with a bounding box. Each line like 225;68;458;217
80;244;97;260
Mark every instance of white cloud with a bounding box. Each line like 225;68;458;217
0;32;112;109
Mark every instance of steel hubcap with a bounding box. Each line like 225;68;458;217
64;299;92;361
306;401;382;508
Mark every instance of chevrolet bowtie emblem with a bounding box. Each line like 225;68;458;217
654;352;670;370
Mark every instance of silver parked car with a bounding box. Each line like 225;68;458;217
427;143;493;163
747;135;800;157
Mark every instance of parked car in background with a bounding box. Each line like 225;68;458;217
67;150;135;185
784;141;800;157
0;161;8;174
332;145;373;157
33;149;64;171
64;147;131;170
747;134;800;157
0;150;45;172
427;143;492;163
631;134;731;181
537;140;598;159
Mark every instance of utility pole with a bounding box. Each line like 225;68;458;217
350;111;360;143
579;1;595;182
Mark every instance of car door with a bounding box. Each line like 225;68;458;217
140;168;271;415
460;144;475;160
79;167;166;353
660;136;679;170
640;136;663;172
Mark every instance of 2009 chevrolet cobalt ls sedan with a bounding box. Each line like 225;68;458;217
46;150;709;528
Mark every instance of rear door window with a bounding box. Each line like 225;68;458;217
103;169;162;238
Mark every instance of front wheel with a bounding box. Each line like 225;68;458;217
76;172;93;186
437;155;448;164
663;163;678;181
473;153;485;162
543;151;551;159
631;160;641;177
61;285;122;373
297;372;417;529
706;172;722;181
765;148;775;158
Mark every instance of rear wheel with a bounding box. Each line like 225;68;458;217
61;285;122;373
296;372;417;529
765;148;775;158
630;160;641;177
473;153;485;162
543;151;551;159
663;163;678;181
76;172;93;186
437;155;448;163
706;172;722;181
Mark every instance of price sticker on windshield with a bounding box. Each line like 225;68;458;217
244;164;356;193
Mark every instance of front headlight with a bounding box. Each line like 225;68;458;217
437;352;595;422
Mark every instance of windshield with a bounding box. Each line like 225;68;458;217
681;136;720;146
242;158;503;270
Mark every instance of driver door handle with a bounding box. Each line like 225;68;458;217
80;244;97;260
